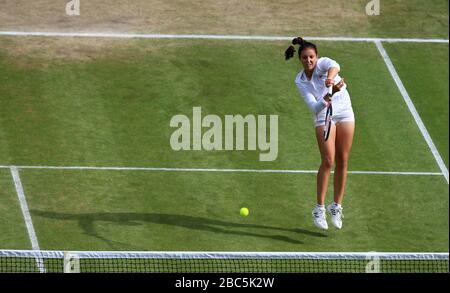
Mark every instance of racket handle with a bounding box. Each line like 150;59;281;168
328;85;333;96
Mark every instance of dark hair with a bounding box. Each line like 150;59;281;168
285;37;318;60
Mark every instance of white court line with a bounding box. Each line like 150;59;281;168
375;41;449;184
0;31;448;43
0;165;443;176
10;166;46;273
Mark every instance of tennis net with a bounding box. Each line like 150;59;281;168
0;250;448;273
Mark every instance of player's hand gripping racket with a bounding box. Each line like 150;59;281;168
323;85;333;141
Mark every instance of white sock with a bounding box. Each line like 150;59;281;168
316;204;325;209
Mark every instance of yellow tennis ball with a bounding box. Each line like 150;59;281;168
240;207;249;217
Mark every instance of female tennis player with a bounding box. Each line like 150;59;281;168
285;37;355;230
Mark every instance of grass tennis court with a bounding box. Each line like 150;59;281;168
0;40;444;171
0;39;448;253
17;170;449;252
0;0;448;274
382;42;449;167
0;169;30;249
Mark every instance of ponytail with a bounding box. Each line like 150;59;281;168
285;37;317;60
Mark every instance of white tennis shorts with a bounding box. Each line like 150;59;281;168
314;108;355;128
314;90;355;128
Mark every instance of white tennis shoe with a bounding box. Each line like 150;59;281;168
312;206;328;230
327;204;344;229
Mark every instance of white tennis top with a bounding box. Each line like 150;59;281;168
295;57;351;114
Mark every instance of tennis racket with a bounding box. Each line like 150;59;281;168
323;85;333;141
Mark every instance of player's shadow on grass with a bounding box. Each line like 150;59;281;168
31;210;326;248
